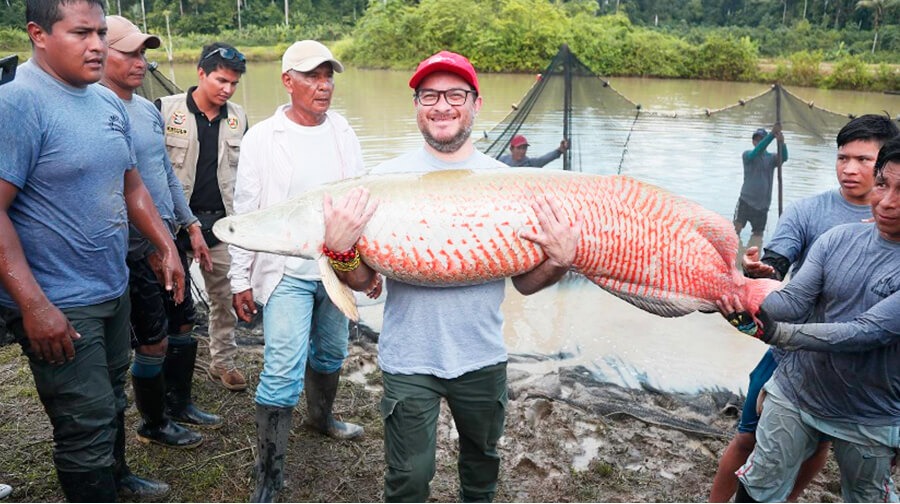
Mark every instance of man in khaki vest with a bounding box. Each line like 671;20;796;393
157;43;248;415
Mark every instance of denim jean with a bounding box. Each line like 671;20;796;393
255;276;350;408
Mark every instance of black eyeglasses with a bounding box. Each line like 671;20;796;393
201;47;245;63
415;88;476;106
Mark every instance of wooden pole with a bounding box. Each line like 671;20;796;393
562;44;572;171
775;83;784;216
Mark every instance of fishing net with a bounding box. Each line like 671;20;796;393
136;61;182;103
475;45;891;218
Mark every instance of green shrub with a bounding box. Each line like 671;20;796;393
568;13;631;76
693;34;758;81
0;27;28;53
787;50;823;87
873;62;900;92
825;55;873;89
618;30;691;77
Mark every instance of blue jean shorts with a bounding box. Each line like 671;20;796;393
738;348;777;433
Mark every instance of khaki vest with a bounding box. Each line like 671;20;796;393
159;93;247;215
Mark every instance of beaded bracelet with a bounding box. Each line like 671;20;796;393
328;252;361;272
322;244;357;263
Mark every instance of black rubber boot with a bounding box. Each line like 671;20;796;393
57;466;117;503
164;339;222;428
251;404;293;503
132;373;203;449
304;365;364;440
113;410;171;499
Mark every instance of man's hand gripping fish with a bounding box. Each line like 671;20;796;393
214;168;780;321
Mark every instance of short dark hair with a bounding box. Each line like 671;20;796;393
197;42;246;75
874;135;900;179
836;114;900;149
26;0;104;33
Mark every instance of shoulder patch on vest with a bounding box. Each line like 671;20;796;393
171;111;186;126
226;117;239;130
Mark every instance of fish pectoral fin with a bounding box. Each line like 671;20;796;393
318;256;360;322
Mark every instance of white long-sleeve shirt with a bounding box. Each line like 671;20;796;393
228;106;364;304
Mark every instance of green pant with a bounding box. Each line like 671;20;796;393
4;294;131;472
380;362;508;503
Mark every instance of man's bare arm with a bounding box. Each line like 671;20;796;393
123;169;185;304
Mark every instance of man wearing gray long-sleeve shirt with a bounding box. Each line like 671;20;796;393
102;17;215;489
498;134;568;167
733;124;788;243
719;135;900;503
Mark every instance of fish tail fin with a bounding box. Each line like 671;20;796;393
740;276;783;314
318;256;359;321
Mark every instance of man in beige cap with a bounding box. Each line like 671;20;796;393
102;14;217;496
228;39;374;502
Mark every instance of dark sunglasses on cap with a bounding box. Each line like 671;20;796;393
201;47;245;62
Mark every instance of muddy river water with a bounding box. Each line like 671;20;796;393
172;60;899;394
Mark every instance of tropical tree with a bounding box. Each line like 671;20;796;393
856;0;895;53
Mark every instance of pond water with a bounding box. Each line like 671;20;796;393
169;60;899;394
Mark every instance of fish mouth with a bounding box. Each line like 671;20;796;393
212;213;320;259
212;217;266;252
212;218;238;244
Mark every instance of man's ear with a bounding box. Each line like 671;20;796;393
26;21;48;49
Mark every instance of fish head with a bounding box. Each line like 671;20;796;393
213;196;325;259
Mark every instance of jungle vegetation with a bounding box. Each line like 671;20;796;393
0;0;897;90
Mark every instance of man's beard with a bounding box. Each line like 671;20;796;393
419;114;473;153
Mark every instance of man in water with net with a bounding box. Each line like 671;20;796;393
499;134;568;167
733;124;787;248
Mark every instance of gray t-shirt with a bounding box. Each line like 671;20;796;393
764;189;872;278
123;94;195;259
767;223;900;426
372;147;508;378
0;60;135;309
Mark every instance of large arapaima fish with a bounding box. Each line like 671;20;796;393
213;168;780;321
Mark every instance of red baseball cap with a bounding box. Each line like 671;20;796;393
409;50;480;95
510;135;529;148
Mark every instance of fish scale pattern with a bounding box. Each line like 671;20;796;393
577;176;740;316
353;171;748;317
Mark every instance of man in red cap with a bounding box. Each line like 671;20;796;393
318;49;582;502
499;134;568;167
